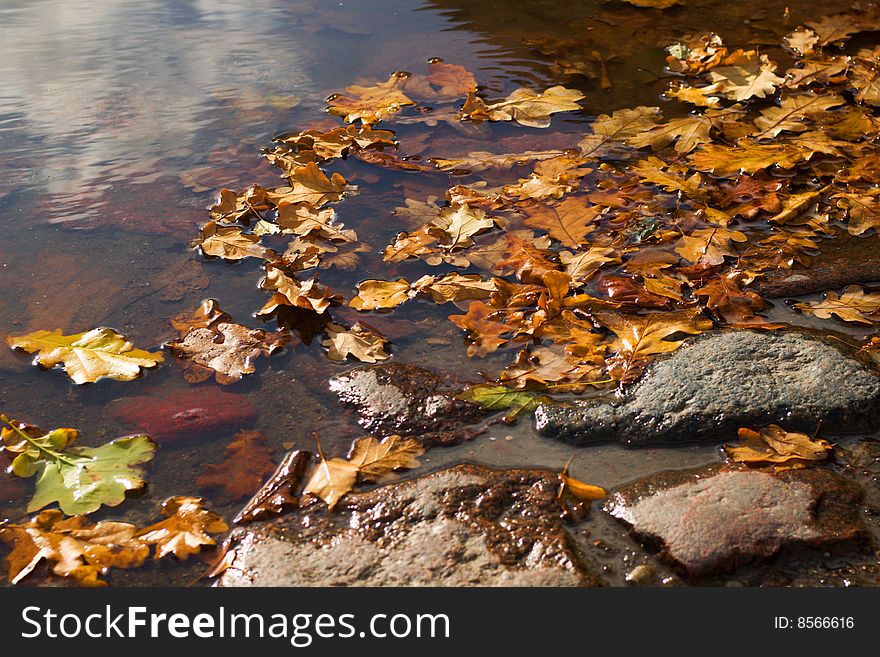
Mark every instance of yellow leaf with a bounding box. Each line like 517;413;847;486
195;220;274;261
578;106;661;157
462;85;584;128
322;322;390;363
522;197;600;247
326;72;415;124
350;279;414;310
0;510;148;586
6;328;163;384
795;285;880;325
724;425;832;467
304;436;424;509
137;496;228;560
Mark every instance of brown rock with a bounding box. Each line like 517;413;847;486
604;465;866;576
220;464;597;587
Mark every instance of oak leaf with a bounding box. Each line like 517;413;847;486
795;285;880;325
430;149;568;173
457;384;549;423
674;227;747;265
166;321;290;384
6;328;163;384
257;265;343;315
706;54;785;101
835;190;880;235
448;301;513;357
752;92;845;139
597;309;712;383
0;510;148;586
196;430;276;505
267;162;347;207
322;322;390;362
522;197;601;247
461;85;584;128
577;106;660;158
195;221;275;261
1;415;156;515
689;140;812;176
627;114;715;154
137;496;228;560
304;436;424;510
724;425;832;467
326;72;415;124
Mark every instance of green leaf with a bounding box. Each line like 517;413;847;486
1;416;157;515
458;385;550;423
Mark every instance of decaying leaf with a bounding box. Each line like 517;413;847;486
322;322;390;362
137;496;229;560
724;425;832;467
166;321;290;384
6;328;163;384
304;436;424;509
1;415;156;515
196;430;276;504
795;285;880;325
457;384;550;423
0;510;149;586
234;450;312;524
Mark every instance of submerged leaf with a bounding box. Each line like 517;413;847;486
137;496;228;560
724;425;832;467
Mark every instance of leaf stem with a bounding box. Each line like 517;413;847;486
0;415;80;467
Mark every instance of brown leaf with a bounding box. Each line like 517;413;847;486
326;72;415;124
577;106;660;158
448;301;513;357
257;265;343;315
196;430;277;505
0;510;148;586
724;425;832;467
267;162;348;207
137;496;228;560
234;450;312;525
194;221;275;261
795;285;880;325
322;322;390;362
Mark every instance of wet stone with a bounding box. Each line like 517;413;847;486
749;233;880;298
604;465;866;577
220;464;598;587
328;363;490;446
535;330;880;445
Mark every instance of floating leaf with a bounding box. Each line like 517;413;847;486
6;328;163;384
795;285;880;325
724;425;832;467
322;322;390;362
326;72;415;124
137;496;228;560
458;384;550;423
1;415;156;515
194;221;274;261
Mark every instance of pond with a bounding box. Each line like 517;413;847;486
1;0;880;587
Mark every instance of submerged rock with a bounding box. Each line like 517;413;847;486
328;363;490;446
604;465;866;576
112;387;257;443
220;464;597;587
535;330;880;445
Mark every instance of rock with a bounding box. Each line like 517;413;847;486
535;330;880;445
112;387;257;443
750;233;880;298
604;465;866;576
220;464;597;587
328;363;490;446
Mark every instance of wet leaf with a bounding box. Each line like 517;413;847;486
457;384;549;423
449;301;514;357
322;322;390;362
597;309;713;383
166;321;290;384
0;510;148;586
267;162;348;207
196;430;276;505
257;265;343;315
577;106;660;158
795;285;880;325
1;415;156;515
304;436;424;510
234;450;312;524
521;197;600;247
326;71;415;124
689;140;812;176
706;54;785;101
137;496;228;560
194;221;275;261
675;227;748;265
752;92;845;139
627;114;715;154
5;328;163;384
724;425;832;467
461;85;584;128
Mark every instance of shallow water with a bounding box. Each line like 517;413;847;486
0;0;874;585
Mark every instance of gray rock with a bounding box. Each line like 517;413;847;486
220;464;597;587
604;465;866;576
328;363;490;446
535;330;880;445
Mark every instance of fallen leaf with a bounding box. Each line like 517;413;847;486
194;221;274;261
326;71;415;124
304;435;424;509
234;450;312;524
457;384;549;423
578;106;661;158
674;227;748;265
1;415;156;515
460;85;584;128
196;430;276;504
0;510;148;586
6;328;163;384
322;322;390;362
267;162;348;207
137;496;228;560
724;425;832;467
521;197;601;247
752;92;845;139
795;285;880;324
257;265;343;315
166;321;290;384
